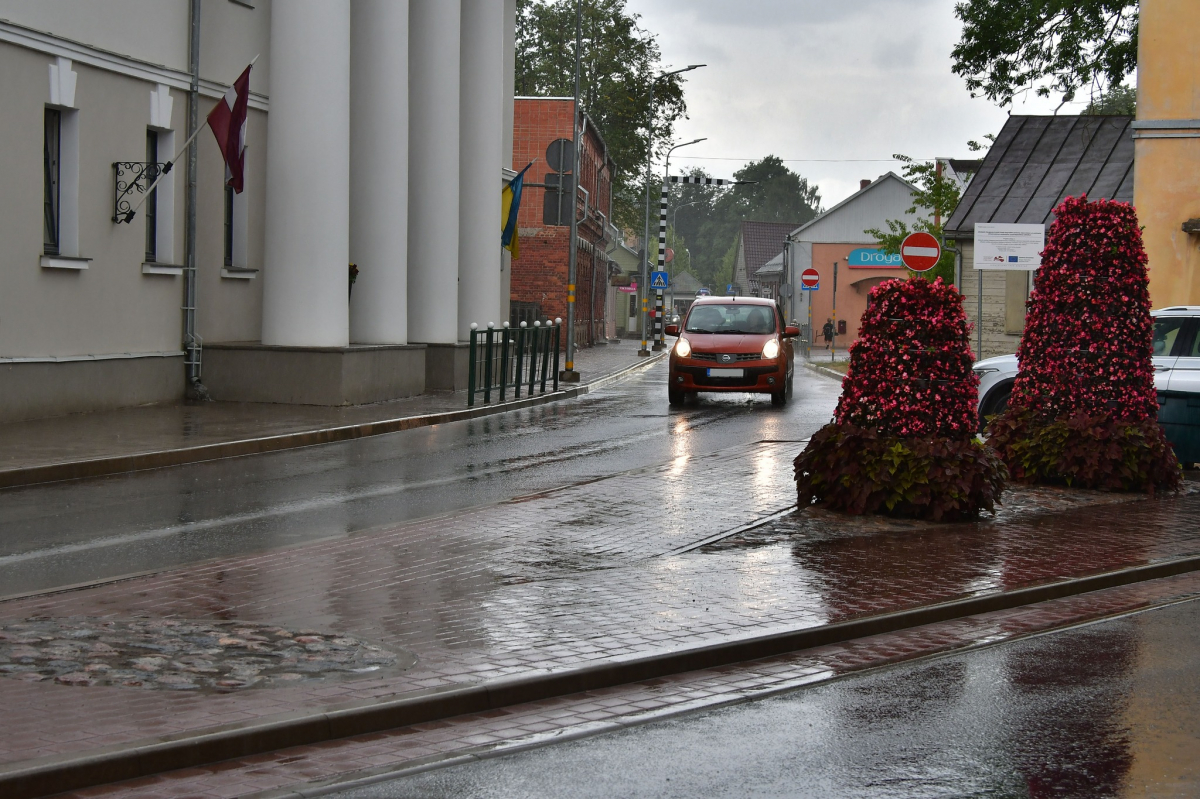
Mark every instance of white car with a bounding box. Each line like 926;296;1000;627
973;306;1200;431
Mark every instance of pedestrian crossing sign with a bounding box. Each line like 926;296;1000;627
650;271;669;290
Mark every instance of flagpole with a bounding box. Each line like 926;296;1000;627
122;54;259;222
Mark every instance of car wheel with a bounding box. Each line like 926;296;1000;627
786;371;794;399
771;389;787;407
669;387;685;406
979;385;1012;432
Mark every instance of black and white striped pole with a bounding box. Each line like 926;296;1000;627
656;173;749;347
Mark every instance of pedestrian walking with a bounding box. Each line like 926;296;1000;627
822;318;834;350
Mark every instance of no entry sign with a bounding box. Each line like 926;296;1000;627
800;268;820;289
900;231;941;272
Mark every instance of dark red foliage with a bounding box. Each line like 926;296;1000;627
834;276;978;440
989;195;1180;493
794;423;1006;521
1008;195;1158;422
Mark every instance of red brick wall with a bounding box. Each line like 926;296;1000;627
511;98;611;348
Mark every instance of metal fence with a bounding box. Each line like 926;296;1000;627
467;319;562;406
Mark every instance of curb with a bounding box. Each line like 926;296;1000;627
803;361;847;382
5;554;1199;799
0;353;666;490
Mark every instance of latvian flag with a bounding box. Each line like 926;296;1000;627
207;64;252;194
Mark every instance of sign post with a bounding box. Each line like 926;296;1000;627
900;231;942;273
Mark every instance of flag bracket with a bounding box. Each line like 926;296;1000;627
112;161;171;224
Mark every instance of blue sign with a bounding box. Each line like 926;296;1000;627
801;282;818;291
847;247;904;268
650;271;669;290
726;284;736;295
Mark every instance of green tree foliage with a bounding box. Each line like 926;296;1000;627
864;156;962;285
1083;83;1137;115
951;0;1138;108
515;0;687;230
668;156;821;290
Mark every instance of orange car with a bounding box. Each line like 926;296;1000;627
665;296;799;406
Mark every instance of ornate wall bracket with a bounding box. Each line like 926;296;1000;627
112;161;170;224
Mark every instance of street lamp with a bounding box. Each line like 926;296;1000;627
639;64;705;357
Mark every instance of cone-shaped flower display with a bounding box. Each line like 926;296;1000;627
987;195;1181;492
795;277;1006;520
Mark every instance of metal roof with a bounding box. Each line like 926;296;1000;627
943;115;1134;240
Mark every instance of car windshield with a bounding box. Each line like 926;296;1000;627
685;303;776;334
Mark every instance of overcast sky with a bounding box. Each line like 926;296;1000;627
626;0;1091;209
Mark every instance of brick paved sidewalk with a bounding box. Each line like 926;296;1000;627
2;440;1199;792
0;343;657;484
57;572;1200;799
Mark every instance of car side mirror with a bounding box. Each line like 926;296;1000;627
784;325;800;338
665;324;680;336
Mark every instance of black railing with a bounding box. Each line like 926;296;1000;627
467;319;561;406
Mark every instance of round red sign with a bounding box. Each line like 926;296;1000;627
800;268;820;288
900;231;941;272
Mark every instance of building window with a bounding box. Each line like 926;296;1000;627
223;184;234;266
44;108;61;255
145;130;159;262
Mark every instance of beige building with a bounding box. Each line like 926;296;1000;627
0;1;516;423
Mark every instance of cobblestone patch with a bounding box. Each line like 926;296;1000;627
0;618;411;692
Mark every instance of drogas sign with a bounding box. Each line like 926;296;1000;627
847;248;904;268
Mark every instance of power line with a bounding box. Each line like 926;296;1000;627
670;156;938;163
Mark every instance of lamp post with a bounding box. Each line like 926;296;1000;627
639;64;705;356
562;0;584;380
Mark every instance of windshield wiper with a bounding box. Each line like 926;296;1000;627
686;328;717;334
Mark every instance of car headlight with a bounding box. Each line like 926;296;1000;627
972;366;999;376
675;337;692;358
762;338;780;359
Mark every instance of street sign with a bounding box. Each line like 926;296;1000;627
974;223;1044;271
665;248;674;264
800;268;820;289
650;271;669;290
900;231;941;272
726;284;735;295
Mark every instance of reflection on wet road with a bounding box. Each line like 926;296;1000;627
0;361;841;595
334;597;1200;799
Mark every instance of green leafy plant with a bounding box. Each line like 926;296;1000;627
794;424;1006;521
988;409;1181;494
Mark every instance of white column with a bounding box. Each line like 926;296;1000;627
502;0;516;171
350;0;409;344
457;0;506;337
263;1;351;347
407;0;461;344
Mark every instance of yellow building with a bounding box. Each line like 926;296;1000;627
1136;0;1200;307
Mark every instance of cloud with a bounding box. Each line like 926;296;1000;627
625;0;1071;205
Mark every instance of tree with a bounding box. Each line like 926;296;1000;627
516;0;688;230
669;157;821;289
1083;83;1136;115
951;0;1138;108
864;155;962;285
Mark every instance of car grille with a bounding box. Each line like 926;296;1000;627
691;352;762;362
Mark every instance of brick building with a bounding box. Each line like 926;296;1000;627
511;98;616;348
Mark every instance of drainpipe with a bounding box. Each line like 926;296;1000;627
183;0;208;400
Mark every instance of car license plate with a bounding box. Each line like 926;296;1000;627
707;368;744;378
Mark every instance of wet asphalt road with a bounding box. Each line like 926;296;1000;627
0;358;841;596
335;597;1200;799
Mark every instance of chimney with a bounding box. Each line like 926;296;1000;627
859;179;872;191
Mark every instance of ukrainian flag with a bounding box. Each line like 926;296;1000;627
502;162;533;259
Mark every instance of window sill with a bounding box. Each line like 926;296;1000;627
142;262;184;276
221;267;258;280
40;254;91;270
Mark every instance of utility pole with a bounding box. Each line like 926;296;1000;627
561;0;583;381
831;259;839;363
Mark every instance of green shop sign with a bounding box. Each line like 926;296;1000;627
847;248;903;268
